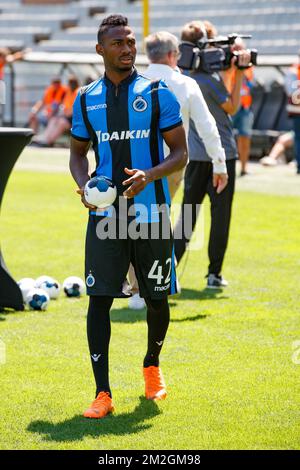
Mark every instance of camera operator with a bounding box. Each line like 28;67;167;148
223;37;255;177
174;21;251;289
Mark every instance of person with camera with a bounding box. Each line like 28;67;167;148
174;21;252;289
223;37;255;177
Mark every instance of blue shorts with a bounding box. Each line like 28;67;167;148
232;107;254;137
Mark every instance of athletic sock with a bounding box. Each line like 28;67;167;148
143;297;170;368
87;295;114;397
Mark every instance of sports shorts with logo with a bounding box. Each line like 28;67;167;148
85;214;177;299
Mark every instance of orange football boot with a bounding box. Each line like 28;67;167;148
143;366;167;400
83;391;115;418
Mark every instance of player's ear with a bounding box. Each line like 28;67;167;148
96;43;104;57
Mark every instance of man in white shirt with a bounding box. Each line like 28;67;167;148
145;31;228;197
129;31;228;309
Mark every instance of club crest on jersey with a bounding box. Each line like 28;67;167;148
86;273;95;287
132;96;148;112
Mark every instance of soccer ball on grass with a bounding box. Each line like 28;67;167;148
25;288;50;311
18;278;36;302
63;276;85;297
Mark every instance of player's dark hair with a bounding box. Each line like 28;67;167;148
97;14;129;44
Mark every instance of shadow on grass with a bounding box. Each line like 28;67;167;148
170;313;208;322
167;287;229;322
0;308;19;321
0;307;25;319
109;288;228;323
110;307;146;323
27;396;161;442
179;287;229;301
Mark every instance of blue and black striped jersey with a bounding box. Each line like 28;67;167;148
71;69;182;222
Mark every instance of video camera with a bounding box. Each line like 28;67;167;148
178;34;257;73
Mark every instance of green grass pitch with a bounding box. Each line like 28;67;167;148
0;162;300;450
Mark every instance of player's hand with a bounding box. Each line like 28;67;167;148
76;187;97;210
122;167;152;198
213;173;228;194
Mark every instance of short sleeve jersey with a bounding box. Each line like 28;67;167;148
188;70;238;162
71;69;182;222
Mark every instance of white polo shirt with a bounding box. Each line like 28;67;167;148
145;63;227;174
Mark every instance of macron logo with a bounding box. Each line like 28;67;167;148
86;104;107;111
96;129;150;143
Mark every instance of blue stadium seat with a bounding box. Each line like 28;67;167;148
275;99;294;132
254;80;286;131
252;82;266;128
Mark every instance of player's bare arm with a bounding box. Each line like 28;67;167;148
122;124;188;198
69;136;97;209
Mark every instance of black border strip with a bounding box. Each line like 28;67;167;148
0;450;299;466
70;133;90;142
80;90;100;177
150;80;165;205
160;119;183;133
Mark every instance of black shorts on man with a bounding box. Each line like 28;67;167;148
85;214;177;299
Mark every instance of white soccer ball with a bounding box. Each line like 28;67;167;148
35;275;54;287
63;276;85;297
38;279;61;300
84;176;117;209
18;278;36;302
25;288;50;311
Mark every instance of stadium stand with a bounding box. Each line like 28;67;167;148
0;27;52;45
0;0;298;157
0;0;299;55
